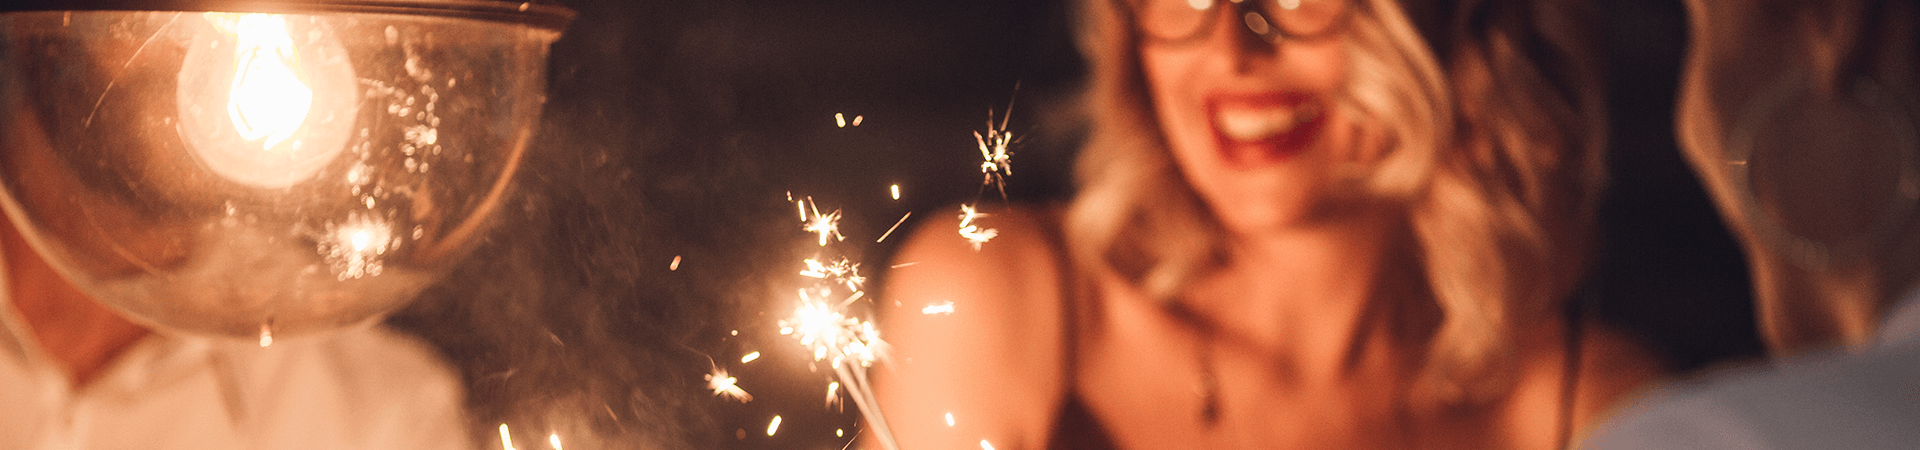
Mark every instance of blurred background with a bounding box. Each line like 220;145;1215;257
383;0;1765;448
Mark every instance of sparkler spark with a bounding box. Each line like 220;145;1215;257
798;198;846;247
975;102;1018;202
827;381;842;407
670;255;681;271
499;424;515;450
706;366;753;403
767;416;783;436
957;204;998;251
548;434;562;450
741;351;761;363
877;212;912;243
922;302;955;315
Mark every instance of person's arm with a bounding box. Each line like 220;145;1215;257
873;206;1068;450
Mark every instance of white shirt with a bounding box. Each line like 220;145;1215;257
1579;287;1920;450
0;269;473;449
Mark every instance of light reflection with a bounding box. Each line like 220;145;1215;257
321;213;394;280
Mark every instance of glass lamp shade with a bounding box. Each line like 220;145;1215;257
0;4;567;339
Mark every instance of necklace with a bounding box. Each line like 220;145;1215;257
1196;330;1222;426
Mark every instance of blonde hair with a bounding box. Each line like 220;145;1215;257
1064;0;1606;403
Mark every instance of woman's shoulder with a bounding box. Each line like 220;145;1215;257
875;203;1072;450
1570;319;1669;432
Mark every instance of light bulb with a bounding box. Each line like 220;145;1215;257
177;13;355;189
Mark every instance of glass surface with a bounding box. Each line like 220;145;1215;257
0;11;559;339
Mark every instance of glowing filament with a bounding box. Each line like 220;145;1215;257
208;13;312;151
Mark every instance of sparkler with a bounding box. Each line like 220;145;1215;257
774;194;902;450
711;100;1022;448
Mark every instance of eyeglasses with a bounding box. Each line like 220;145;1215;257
1127;0;1352;44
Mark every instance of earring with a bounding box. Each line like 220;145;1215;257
1723;71;1920;270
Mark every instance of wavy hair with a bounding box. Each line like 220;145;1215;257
1063;0;1607;403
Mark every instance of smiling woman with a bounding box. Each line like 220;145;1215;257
874;0;1667;448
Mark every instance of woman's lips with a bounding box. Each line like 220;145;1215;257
1207;93;1326;167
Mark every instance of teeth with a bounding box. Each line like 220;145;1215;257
1214;104;1317;142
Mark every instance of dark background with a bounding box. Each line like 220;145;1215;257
392;0;1766;448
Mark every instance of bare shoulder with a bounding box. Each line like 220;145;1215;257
1572;319;1669;435
874;204;1069;450
1501;316;1669;450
